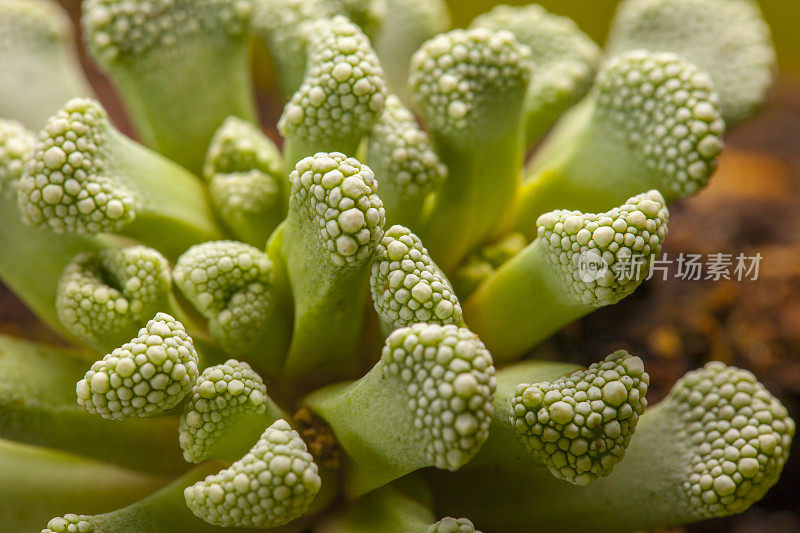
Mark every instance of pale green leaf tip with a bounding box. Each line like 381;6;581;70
510;350;649;485
42;513;95;533
595;50;725;196
179;359;269;463
57;245;172;349
76;312;199;419
608;0;775;123
289;152;385;267
371;225;462;328
536;190;669;306
83;0;252;65
669;362;795;517
429;516;481;533
173;240;275;354
382;324;496;470
409;27;532;140
278;15;387;145
471;3;600;113
203;115;282;181
184;418;321;528
367;94;446;199
0;0;72;41
17;97;135;234
0;119;35;199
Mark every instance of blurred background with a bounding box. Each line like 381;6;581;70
2;1;798;532
452;0;800;74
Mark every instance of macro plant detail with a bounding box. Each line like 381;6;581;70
0;0;794;532
508;350;649;485
75;313;200;420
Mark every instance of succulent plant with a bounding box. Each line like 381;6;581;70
0;1;792;532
